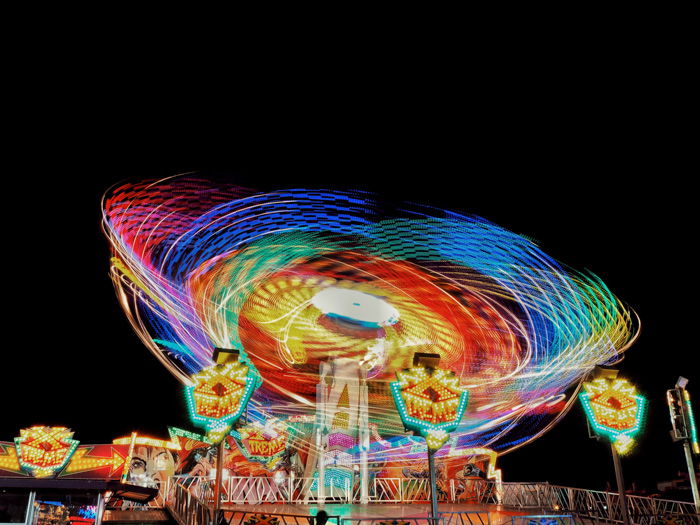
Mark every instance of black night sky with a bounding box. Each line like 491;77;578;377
2;66;695;499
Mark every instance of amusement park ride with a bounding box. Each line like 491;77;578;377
2;176;698;525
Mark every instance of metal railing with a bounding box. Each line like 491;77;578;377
222;510;341;524
510;515;574;525
172;476;484;505
473;482;700;525
440;510;491;525
167;476;347;524
163;475;699;525
342;518;445;525
167;477;214;525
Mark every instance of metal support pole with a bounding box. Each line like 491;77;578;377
121;431;137;484
360;448;369;504
683;441;700;513
214;439;225;518
428;448;438;524
24;491;36;525
359;373;369;504
610;443;631;525
94;492;105;525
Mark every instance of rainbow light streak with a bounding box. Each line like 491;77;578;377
14;427;80;478
103;176;637;461
579;377;646;454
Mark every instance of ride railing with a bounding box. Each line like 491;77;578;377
473;481;700;524
163;476;699;525
222;510;341;524
341;519;442;525
440;510;491;525
167;478;214;525
173;475;463;505
510;515;574;525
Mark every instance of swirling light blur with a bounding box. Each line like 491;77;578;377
103;176;637;463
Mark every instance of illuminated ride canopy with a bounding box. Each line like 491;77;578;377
103;176;637;469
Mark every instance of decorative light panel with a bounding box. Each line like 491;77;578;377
391;367;468;450
14;426;79;478
185;360;257;436
579;377;646;454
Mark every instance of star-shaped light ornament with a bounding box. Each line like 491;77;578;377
391;367;469;450
579;377;646;454
14;426;80;478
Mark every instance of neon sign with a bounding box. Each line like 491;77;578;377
185;360;258;436
14;426;79;478
579;377;646;454
391;367;468;450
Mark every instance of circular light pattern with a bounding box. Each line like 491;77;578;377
103;176;637;461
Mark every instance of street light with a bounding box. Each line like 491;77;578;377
579;370;646;525
667;377;699;513
184;348;260;516
391;353;469;523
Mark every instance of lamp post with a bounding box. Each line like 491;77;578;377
667;376;699;513
579;370;646;525
391;353;469;524
185;348;260;518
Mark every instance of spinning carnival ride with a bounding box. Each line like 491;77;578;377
103;176;637;485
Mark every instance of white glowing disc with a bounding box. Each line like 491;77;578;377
311;287;400;327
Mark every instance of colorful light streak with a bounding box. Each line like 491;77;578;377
103;176;637;463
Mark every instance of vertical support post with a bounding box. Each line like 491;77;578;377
94;492;106;525
214;439;224;516
316;424;326;505
359;373;369;504
428;447;438;524
316;370;326;507
121;431;137;484
610;443;631;525
24;491;36;525
683;441;700;513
